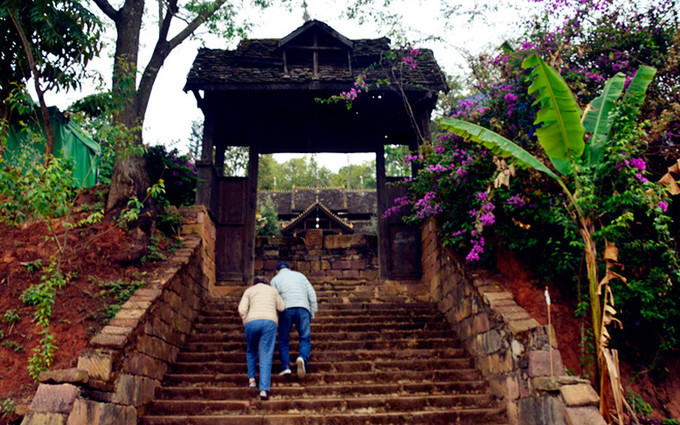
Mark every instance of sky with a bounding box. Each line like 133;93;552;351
43;0;528;172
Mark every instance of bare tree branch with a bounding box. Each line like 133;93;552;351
92;0;119;20
167;0;227;51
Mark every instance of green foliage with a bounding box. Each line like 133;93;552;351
583;73;625;166
0;0;101;98
1;340;23;352
0;153;76;226
385;145;412;177
144;145;198;207
626;390;653;417
257;196;281;237
522;53;585;175
405;51;679;368
2;309;19;325
329;161;377;189
157;205;183;236
0;396;15;417
20;261;69;380
440;118;560;180
141;235;167;263
116;196;143;227
24;258;42;272
98;279;145;322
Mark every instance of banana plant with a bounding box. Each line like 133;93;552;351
440;53;655;421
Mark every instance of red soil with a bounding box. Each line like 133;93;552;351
494;246;680;421
0;188;173;424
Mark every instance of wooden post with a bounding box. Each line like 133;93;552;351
195;107;215;207
244;144;260;282
376;144;390;281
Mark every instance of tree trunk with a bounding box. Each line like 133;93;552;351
9;11;55;163
105;0;149;210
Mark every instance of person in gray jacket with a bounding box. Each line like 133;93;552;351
271;261;317;378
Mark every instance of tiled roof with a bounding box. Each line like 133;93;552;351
281;201;354;236
184;21;447;92
259;188;376;216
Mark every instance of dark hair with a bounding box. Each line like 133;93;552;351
276;261;290;271
253;276;268;285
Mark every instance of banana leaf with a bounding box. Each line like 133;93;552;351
439;117;560;181
522;54;585;175
584;73;625;166
622;65;656;113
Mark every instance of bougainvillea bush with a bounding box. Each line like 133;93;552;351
390;0;680;373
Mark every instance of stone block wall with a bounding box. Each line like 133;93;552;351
421;218;605;425
21;206;216;425
254;230;379;282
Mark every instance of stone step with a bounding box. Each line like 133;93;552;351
176;347;466;363
183;336;460;352
147;393;496;415
155;380;490;400
168;357;475;375
141;408;507;425
143;279;508;425
161;368;484;387
186;329;457;344
191;321;451;333
195;312;442;324
201;302;436;313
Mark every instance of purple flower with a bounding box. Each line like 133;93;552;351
635;173;649;183
480;212;495;227
507;194;527;208
630;157;646;172
658;200;669;213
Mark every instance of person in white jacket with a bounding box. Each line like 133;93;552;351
270;261;318;379
238;275;285;400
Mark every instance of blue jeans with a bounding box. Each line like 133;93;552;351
245;319;277;391
278;307;311;371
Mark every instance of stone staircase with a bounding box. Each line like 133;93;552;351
140;280;509;425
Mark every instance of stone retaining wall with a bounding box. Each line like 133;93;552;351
21;206;215;425
421;218;606;425
254;229;379;282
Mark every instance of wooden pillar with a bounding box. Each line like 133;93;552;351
195;108;215;207
376;144;390;281
215;144;226;176
244;144;259;282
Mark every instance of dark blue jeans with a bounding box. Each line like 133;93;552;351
245;319;277;391
278;307;311;371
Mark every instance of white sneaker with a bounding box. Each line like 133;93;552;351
279;368;292;376
296;357;306;379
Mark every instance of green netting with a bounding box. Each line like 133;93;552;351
2;107;101;188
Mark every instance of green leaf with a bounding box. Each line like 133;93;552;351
583;73;625;166
439;117;561;181
522;54;585;175
622;65;656;113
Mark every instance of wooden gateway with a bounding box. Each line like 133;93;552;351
184;19;448;282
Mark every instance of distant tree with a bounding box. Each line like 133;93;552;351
384;145;412;177
275;155;332;190
188;119;202;159
330;161;377;189
257;195;280;237
257;154;280;191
